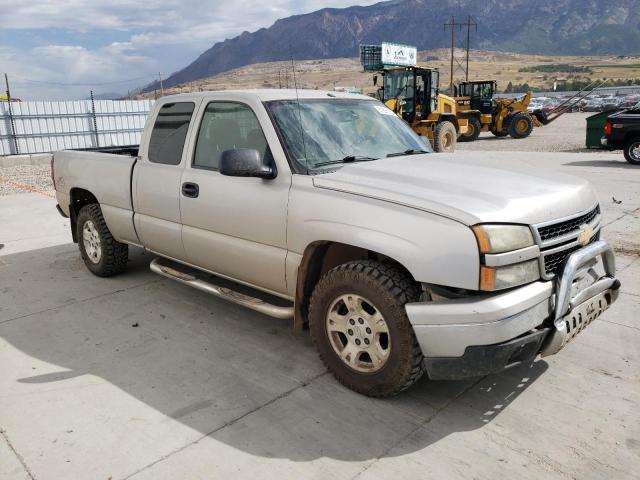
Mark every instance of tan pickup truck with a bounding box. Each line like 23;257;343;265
52;89;620;397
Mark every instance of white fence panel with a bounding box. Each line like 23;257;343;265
0;99;154;155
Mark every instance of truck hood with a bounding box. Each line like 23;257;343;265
312;153;597;226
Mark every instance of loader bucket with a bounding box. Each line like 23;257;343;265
532;110;550;125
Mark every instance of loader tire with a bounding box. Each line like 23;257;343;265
491;130;508;138
459;116;481;142
433;121;457;152
309;260;424;397
77;204;128;277
507;112;534;139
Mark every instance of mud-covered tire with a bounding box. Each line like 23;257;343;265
309;260;425;397
76;204;128;277
623;137;640;165
433;121;457;152
506;112;534;139
459;116;482;142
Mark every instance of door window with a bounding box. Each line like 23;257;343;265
148;102;195;165
193;102;271;170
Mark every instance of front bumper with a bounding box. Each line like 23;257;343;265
406;240;620;380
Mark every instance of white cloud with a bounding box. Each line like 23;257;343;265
0;0;381;99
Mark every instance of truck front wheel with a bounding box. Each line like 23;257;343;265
623;137;640;165
76;204;128;277
309;260;425;397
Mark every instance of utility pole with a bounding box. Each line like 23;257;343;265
444;15;477;91
445;16;455;95
4;73;19;155
158;72;164;96
465;15;477;81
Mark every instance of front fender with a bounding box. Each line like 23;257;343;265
288;176;480;290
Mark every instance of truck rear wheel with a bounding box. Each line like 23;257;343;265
309;260;424;397
433;121;457;152
623;137;640;165
507;112;534;139
459;116;481;142
77;204;128;277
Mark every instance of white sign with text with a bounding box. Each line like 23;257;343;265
381;43;417;67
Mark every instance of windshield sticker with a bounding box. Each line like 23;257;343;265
374;105;396;116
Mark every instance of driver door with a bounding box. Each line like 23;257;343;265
179;100;290;296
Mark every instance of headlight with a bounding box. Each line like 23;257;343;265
480;260;540;291
472;224;534;254
472;224;539;291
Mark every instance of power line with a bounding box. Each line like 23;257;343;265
444;15;477;92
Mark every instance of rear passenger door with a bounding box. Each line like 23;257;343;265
180;101;290;296
133;101;196;260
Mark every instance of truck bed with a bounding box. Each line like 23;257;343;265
71;145;139;157
53;148;137;218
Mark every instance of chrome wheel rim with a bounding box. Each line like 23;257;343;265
631;142;640;160
82;220;102;264
325;294;390;373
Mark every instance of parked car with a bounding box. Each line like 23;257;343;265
600;96;623;111
584;99;605;112
623;95;640;108
51;89;620;397
602;102;640;164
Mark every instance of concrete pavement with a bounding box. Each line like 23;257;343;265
0;151;638;480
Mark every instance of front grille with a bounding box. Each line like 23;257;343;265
543;232;600;276
538;205;600;242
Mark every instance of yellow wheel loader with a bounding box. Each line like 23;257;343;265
376;66;468;153
453;80;537;141
453;79;605;142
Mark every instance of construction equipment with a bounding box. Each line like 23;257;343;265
360;44;467;152
454;79;606;142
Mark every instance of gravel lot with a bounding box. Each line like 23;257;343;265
457;112;595;152
0;163;54;196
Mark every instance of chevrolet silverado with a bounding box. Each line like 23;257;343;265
52;90;620;397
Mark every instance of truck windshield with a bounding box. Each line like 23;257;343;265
266;99;431;172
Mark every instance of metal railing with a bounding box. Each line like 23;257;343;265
0;99;154;155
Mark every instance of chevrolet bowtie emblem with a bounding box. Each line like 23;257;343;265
577;224;594;246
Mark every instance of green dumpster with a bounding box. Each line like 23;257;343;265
585;110;621;148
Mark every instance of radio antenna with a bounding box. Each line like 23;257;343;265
291;54;308;172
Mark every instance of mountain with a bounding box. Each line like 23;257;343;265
150;0;640;90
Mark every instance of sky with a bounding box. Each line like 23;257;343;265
0;0;380;100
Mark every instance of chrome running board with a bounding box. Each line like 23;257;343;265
150;257;294;319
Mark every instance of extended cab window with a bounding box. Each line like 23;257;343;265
193;102;271;170
148;102;195;165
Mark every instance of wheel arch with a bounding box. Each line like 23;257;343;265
456;110;481;120
293;241;416;331
624;131;640;143
439;114;460;132
69;188;99;243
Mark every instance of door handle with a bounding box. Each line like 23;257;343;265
181;182;199;198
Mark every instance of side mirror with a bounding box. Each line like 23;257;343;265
219;149;275;179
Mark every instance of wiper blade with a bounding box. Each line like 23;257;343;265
314;155;378;167
386;149;429;158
